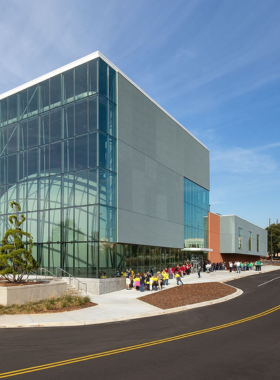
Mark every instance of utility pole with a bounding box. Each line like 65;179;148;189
269;219;272;264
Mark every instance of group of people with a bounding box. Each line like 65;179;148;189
228;261;261;273
125;263;199;292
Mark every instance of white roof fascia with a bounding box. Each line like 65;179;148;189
0;51;207;150
181;248;213;252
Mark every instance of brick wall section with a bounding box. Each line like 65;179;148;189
208;212;222;263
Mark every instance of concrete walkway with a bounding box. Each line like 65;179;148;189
1;265;279;328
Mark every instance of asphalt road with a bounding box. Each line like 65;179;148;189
1;271;280;380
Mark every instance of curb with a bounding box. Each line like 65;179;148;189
0;283;242;328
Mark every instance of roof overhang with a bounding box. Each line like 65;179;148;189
181;248;213;252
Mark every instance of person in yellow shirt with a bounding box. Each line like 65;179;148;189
175;272;183;285
152;274;158;291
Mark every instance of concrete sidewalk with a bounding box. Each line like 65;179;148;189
1;265;279;328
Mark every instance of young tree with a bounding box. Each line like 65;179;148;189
0;201;38;283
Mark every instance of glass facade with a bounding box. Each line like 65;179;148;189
183;178;209;248
0;57;210;279
0;58;117;278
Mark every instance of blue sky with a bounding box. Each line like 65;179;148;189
0;0;279;228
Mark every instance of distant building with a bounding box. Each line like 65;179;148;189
208;213;267;264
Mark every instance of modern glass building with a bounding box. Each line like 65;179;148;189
0;52;210;280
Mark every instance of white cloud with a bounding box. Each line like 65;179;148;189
211;145;278;174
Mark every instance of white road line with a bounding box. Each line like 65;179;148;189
258;277;280;287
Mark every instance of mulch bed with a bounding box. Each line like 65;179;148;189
138;282;236;309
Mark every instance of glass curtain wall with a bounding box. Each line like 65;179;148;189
0;58;116;278
183;178;209;249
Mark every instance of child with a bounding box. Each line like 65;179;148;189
175;272;183;285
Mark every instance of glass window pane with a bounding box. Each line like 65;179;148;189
75;100;88;135
0;127;7;156
40;145;49;177
28;148;38;178
50;109;62;142
27;211;38;242
18;151;27;181
49;209;61;242
7;125;18;154
63;69;74;103
64;138;74;172
50;75;61;109
0;157;7;185
8;94;17;124
63;174;74;207
27;179;38;211
38;244;49;269
19;121;27;151
89;95;98;131
88;242;98;277
8;154;17;184
17;182;27;212
109;67;116;103
49;175;61;209
39;178;50;210
7;183;17;208
64;105;74;138
0;186;8;214
62;242;74;274
50;142;62;174
99;96;108;134
40;80;50;112
75;134;88;170
75;243;87;277
40;113;50;145
75;63;87;100
63;208;74;241
28;85;39;117
100;168;116;207
75;206;87;242
99;59;108;97
99;205;116;242
109;101;116;137
75;170;88;206
28;117;39;148
88;168;98;204
18;90;27;120
99;132;116;172
89;59;98;95
0;98;8;126
89;132;97;168
50;243;60;272
88;205;98;241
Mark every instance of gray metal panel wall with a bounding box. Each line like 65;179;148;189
220;215;267;256
117;73;209;247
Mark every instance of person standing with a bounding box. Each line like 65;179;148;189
126;270;132;290
175;272;183;285
140;273;145;292
198;264;201;278
236;260;241;273
229;261;233;273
